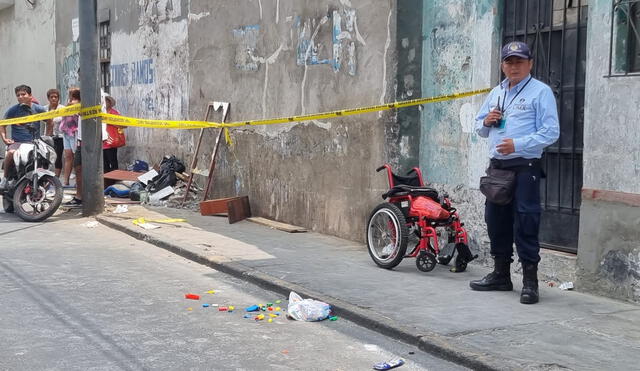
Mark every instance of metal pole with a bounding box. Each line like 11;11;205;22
79;0;104;215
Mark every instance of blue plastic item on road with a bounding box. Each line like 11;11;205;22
245;305;260;312
104;184;130;197
373;359;405;370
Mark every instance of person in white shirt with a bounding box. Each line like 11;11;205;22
44;89;66;178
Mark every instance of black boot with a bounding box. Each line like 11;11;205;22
469;256;513;291
520;262;539;304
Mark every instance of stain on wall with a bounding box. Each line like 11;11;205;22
578;199;640;302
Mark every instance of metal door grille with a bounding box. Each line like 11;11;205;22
502;0;587;253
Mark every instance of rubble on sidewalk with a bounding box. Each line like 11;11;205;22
104;156;202;211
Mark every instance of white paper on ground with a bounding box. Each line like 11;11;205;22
149;186;175;202
137;169;159;185
137;222;160;230
113;205;129;214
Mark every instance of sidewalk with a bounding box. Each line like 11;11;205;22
97;205;640;371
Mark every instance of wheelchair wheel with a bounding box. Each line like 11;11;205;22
416;250;437;272
366;202;409;269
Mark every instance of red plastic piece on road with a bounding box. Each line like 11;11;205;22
185;294;200;300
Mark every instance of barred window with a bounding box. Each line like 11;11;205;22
608;0;640;76
99;20;112;92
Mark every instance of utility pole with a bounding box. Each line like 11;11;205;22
78;0;103;215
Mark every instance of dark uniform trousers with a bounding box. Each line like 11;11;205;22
485;158;542;264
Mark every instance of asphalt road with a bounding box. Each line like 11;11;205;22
0;209;468;371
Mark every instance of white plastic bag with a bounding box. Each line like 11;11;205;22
287;291;331;322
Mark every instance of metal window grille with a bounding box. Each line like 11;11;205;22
502;0;587;253
99;20;111;93
608;0;640;76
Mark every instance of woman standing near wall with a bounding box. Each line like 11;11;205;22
59;87;80;187
102;95;125;173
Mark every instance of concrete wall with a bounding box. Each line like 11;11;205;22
52;0;406;241
56;0;191;166
420;0;501;259
108;0;191;165
185;0;400;239
0;1;56;116
54;1;76;105
576;0;640;302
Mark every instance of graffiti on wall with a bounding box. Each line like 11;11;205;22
111;58;156;87
110;58;157;114
297;9;361;75
139;0;182;22
233;5;365;76
233;25;261;71
59;41;80;103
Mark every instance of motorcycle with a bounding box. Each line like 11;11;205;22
1;123;63;222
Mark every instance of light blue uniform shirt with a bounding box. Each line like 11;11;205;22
474;75;559;160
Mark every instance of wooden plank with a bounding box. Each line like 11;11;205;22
247;217;307;233
104;170;143;181
227;196;251;224
199;197;235;216
103;170;144;188
105;199;141;205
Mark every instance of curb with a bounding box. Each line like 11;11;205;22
97;215;514;371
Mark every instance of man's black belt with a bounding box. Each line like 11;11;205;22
490;157;542;173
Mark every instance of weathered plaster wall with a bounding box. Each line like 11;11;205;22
108;0;191;164
55;0;191;166
576;0;640;302
54;0;78;104
581;0;640;195
420;0;501;258
186;0;399;239
0;1;56;112
392;0;423;171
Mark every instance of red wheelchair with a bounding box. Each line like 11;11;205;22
366;164;476;273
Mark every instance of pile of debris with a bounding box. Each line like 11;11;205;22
103;155;202;210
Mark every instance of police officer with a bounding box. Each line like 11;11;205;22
470;41;560;304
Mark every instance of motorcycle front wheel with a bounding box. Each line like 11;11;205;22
13;175;63;222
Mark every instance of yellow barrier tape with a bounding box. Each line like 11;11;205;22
223;88;491;128
101;113;218;129
0;88;490;131
132;217;187;225
0;104;82;126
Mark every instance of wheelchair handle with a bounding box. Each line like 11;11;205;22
376;165;388;172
